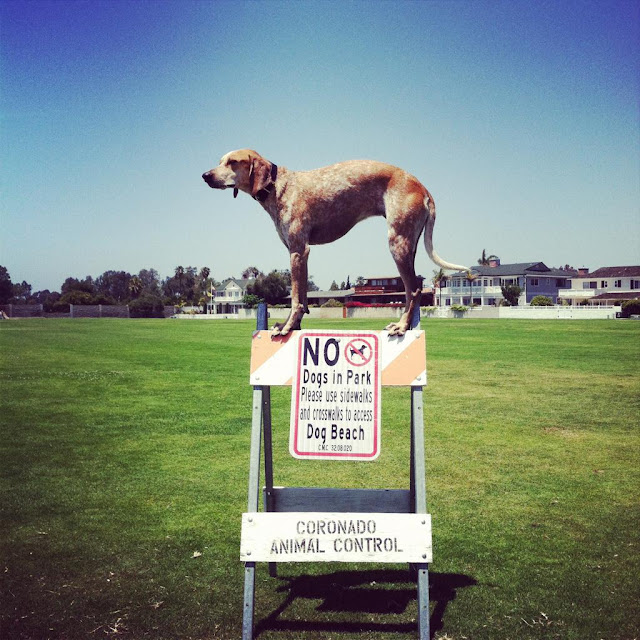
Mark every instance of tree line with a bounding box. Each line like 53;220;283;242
0;265;219;311
0;264;338;313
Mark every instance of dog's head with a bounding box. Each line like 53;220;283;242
202;149;275;200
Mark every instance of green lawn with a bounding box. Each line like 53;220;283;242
1;318;638;639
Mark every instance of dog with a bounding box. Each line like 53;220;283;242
202;149;467;336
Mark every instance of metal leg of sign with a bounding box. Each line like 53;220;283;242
242;386;264;640
242;561;256;639
412;386;430;640
410;305;430;640
243;303;273;638
262;387;278;578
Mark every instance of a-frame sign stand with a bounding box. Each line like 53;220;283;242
242;304;430;638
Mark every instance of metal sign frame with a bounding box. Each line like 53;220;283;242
242;304;430;639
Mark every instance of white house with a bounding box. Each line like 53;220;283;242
207;278;251;315
558;266;640;306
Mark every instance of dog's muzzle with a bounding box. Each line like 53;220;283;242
202;171;238;197
202;171;218;187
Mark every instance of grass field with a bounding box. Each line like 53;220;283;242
1;318;639;640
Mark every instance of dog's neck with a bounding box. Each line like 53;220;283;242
254;163;278;203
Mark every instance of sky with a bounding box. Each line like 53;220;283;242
1;0;639;293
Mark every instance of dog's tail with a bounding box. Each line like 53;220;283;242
423;195;468;272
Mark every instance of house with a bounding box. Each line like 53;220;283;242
305;288;355;306
558;266;640;306
439;259;574;306
349;276;434;306
207;278;251;314
285;276;434;308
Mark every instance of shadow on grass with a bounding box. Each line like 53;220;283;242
255;568;477;638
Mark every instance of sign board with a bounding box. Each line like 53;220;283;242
250;330;426;387
289;331;381;460
240;512;432;563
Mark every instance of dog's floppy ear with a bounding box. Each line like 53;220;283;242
249;156;273;199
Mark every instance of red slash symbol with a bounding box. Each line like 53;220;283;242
344;338;373;367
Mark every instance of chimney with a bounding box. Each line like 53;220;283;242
577;267;589;276
489;257;500;267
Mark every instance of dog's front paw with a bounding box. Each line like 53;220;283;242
271;323;285;337
271;322;293;338
385;321;408;336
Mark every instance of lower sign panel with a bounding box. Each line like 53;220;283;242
240;512;432;563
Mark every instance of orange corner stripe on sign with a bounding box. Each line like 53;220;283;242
250;331;294;373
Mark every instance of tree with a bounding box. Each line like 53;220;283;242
129;294;165;318
501;284;522;306
195;266;212;306
242;266;263;279
530;295;553;306
95;270;132;303
432;268;445;306
12;281;32;303
465;270;478;304
31;289;61;311
128;276;143;299
478;250;499;266
59;290;95;305
330;281;340;291
242;293;263;309
164;266;198;304
137;268;162;296
61;276;95;296
246;270;289;305
0;266;13;304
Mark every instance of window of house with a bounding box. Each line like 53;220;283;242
631;280;640;290
583;281;597;289
614;280;622;288
556;278;566;287
601;281;608;288
530;278;539;286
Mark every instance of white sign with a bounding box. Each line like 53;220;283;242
289;331;381;460
240;512;432;563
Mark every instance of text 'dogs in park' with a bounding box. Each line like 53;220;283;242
290;332;381;460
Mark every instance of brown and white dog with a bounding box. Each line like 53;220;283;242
202;149;466;336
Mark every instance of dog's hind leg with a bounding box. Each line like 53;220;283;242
385;227;422;336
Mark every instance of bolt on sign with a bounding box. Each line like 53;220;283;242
290;331;381;460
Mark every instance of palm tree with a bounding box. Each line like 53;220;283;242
465;270;478;305
432;268;445;306
478;250;499;266
128;276;143;299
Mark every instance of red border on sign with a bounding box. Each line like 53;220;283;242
292;332;380;459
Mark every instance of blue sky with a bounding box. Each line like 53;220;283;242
2;0;638;292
